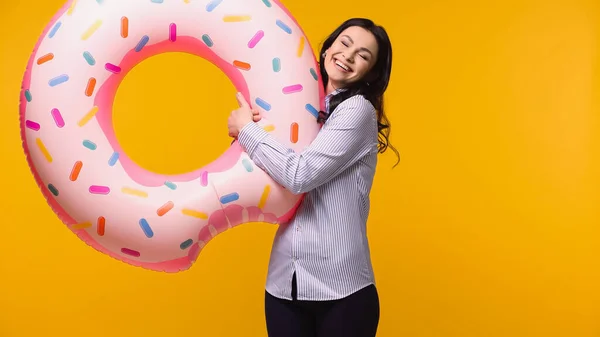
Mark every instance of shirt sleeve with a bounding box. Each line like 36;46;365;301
237;95;377;195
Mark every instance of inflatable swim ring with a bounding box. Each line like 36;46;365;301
20;0;324;272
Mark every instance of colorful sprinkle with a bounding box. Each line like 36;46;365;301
78;106;99;126
282;84;303;94
70;161;83;181
290;123;299;143
67;0;78;15
24;90;32;102
37;53;54;65
136;36;150;52
85;78;97;96
83;140;97;150
255;97;271;111
248;30;264;48
105;63;121;73
157;201;174;216
305;104;319;118
169;23;177;42
180;239;193;250
164;181;177;190
121;187;148;198
96;0;104;4
97;216;105;236
121;16;129;38
49;22;61;38
81;20;103;40
262;0;272;7
108;152;119;166
89;185;110;195
297;37;305;57
272;57;281;72
258;185;271;209
220;193;239;204
48;184;59;196
51;108;65;128
36;138;52;162
150;0;163;3
223;15;252;22
202;34;213;47
242;159;253;172
233;60;251;70
263;125;275;132
182;209;208;219
276;20;292;34
73;222;92;230
310;68;318;81
206;0;222;12
139;218;154;238
25;120;40;131
121;248;140;257
49;74;69;87
83;51;96;65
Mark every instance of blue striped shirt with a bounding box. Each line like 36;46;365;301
237;91;379;301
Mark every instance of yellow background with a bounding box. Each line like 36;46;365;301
1;0;598;336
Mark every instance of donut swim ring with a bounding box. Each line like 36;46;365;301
19;0;324;272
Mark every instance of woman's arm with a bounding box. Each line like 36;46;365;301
237;95;377;195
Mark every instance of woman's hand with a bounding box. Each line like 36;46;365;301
228;92;261;138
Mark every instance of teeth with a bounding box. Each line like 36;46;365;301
335;60;349;71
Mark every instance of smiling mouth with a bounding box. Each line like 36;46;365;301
334;59;352;73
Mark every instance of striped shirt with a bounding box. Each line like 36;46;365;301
237;90;379;301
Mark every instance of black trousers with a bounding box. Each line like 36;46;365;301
264;273;380;337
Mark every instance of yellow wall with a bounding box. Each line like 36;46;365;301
1;0;598;336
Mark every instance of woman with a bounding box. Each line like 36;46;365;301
227;17;398;337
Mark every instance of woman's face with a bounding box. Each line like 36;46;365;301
324;25;379;90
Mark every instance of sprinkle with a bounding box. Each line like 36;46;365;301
297;36;305;57
89;185;110;195
108;152;119;166
164;181;177;190
200;171;208;186
169;23;177;42
242;159;253;172
258;185;271;209
51;108;65;128
105;63;121;73
206;0;222;12
24;90;32;102
310;68;318;81
202;34;213;47
282;84;303;94
255;97;271;111
83;51;96;65
136;36;150;52
48;184;59;196
49;22;61;38
248;30;264;48
150;0;163;2
25;120;40;131
97;216;105;236
73;222;92;230
78;106;99;127
305;104;319;118
139;219;154;238
157;201;174;216
85;78;97;96
83;140;97;150
180;239;193;250
49;74;69;87
263;125;275;132
121;248;140;257
121;17;129;38
36;138;52;162
121;187;148;198
67;0;78;15
276;20;292;34
290;123;299;143
182;209;208;219
223;15;252;22
37;53;54;65
81;20;103;40
233;60;251;70
262;0;272;7
272;58;281;72
96;0;104;3
220;193;239;204
70;161;83;181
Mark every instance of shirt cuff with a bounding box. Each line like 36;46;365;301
237;122;269;157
